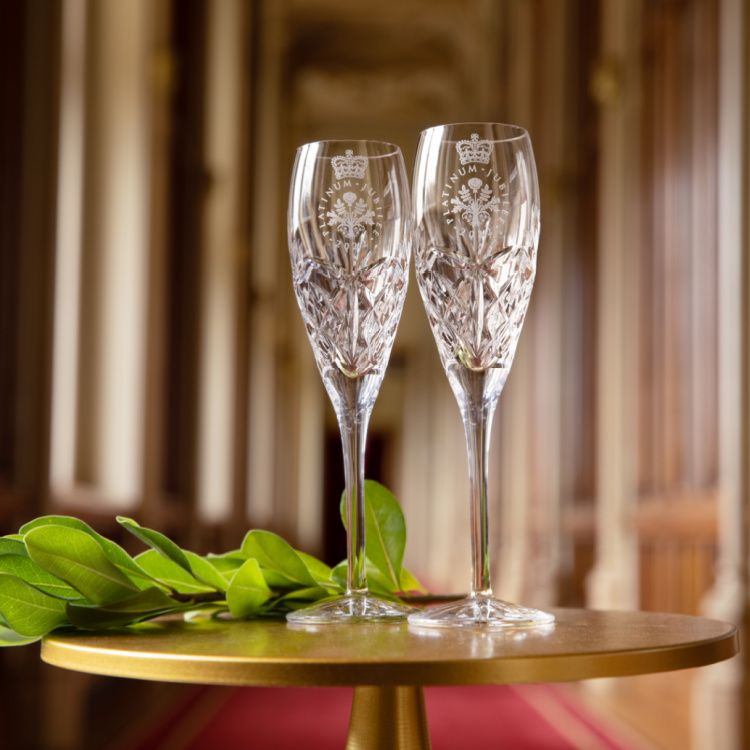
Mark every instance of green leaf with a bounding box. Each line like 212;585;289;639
0;555;81;599
66;587;179;629
24;526;139;604
116;517;192;574
0;624;41;647
276;586;328;603
135;550;214;595
183;606;226;622
241;531;316;588
399;567;427;593
183;552;228;593
340;480;405;590
0;537;28;557
366;564;401;596
20;516;154;586
0;574;68;636
0;479;418;642
256;569;296;588
330;560;397;598
226;559;272;618
270;587;330;612
205;551;245;576
295;551;335;586
331;561;347;591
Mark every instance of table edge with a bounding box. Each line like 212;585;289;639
41;622;739;687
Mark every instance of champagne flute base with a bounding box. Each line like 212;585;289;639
407;593;554;629
286;593;413;625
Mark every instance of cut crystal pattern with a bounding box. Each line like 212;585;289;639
292;251;408;408
408;593;555;630
287;593;413;625
417;241;535;375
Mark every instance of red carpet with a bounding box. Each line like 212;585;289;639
130;684;639;749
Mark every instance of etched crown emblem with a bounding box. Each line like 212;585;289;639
331;149;368;180
456;133;491;165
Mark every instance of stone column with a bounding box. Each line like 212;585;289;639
692;0;749;747
50;0;87;495
246;0;287;526
524;0;571;608
495;0;534;605
585;0;640;612
75;0;153;508
196;0;245;522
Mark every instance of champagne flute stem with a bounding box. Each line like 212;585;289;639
338;379;369;596
460;373;497;597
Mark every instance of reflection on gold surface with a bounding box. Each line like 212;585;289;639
42;609;737;688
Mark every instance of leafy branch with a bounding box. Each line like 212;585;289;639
0;481;424;646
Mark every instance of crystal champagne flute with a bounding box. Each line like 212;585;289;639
287;140;413;623
409;123;554;628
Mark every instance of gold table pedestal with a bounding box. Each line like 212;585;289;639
41;608;738;750
347;686;429;750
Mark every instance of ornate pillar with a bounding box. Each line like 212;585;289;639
49;0;86;499
140;1;172;523
693;0;749;746
196;0;246;522
586;0;640;611
73;0;153;508
524;0;571;608
246;0;287;526
495;0;534;604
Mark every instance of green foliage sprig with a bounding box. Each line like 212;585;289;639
0;480;423;646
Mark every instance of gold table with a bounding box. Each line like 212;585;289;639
42;608;738;749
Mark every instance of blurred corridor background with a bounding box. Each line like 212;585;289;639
1;0;749;748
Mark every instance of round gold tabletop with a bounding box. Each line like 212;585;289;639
41;607;737;687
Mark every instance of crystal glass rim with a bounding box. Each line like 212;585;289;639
419;122;529;143
295;139;402;160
